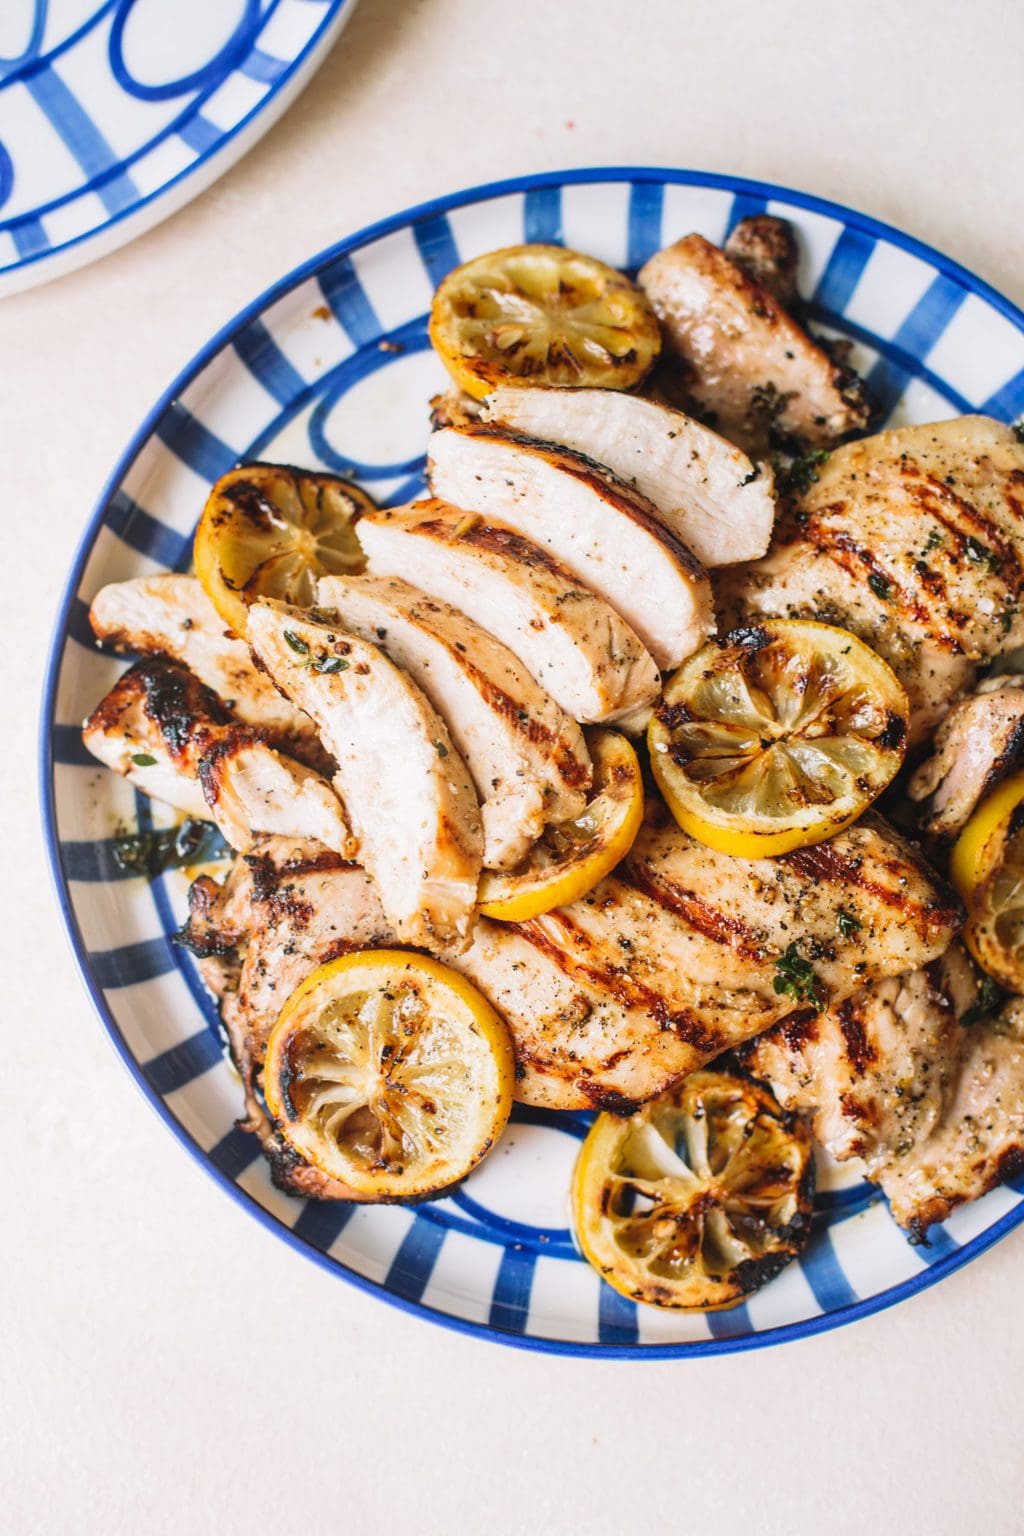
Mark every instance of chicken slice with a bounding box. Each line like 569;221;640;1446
909;675;1024;836
639;232;871;456
458;806;961;1110
89;574;324;766
317;572;590;870
720;418;1024;744
246;599;482;951
723;214;800;309
480;386;775;567
358;500;660;726
427;425;715;670
82;660;353;855
743;946;1024;1237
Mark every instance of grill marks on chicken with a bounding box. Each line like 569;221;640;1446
909;676;1024;836
720;418;1024;743
358;500;661;726
246;599;482;952
638;232;871;457
82;658;353;854
316;571;591;870
743;947;1024;1236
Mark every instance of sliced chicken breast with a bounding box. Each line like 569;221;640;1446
82;660;353;854
909;676;1024;836
481;386;775;567
246;599;483;951
744;946;1024;1236
723;214;800;309
358;500;660;726
720;418;1024;744
639;232;871;456
427;425;715;669
317;572;591;870
89;574;324;765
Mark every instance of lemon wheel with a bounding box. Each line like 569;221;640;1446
262;950;515;1201
648;620;909;858
951;770;1024;991
429;243;661;400
478;729;643;921
194;462;369;637
572;1071;814;1311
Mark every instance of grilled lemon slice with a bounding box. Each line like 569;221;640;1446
648;620;909;858
478;729;643;921
263;950;514;1201
951;770;1024;991
572;1071;813;1311
429;244;661;400
194;463;369;638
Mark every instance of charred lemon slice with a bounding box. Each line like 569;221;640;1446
194;463;369;637
648;620;908;858
429;244;661;400
478;729;643;921
263;950;514;1200
951;770;1024;991
572;1071;813;1311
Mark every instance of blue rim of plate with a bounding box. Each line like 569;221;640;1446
0;0;358;288
40;165;1024;1358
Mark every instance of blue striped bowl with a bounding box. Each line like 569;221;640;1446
0;0;359;296
42;168;1024;1356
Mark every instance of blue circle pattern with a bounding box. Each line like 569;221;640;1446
42;169;1024;1356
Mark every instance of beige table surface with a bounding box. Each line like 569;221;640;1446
5;2;1023;1531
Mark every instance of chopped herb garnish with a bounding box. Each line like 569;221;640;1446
1001;607;1017;635
837;908;861;939
433;740;449;758
964;536;1000;572
868;572;892;601
772;943;825;1008
961;974;1005;1026
112;818;231;879
774;449;830;496
283;630;310;657
130;753;158;767
1014;420;1024;444
313;654;349;673
923;529;943;553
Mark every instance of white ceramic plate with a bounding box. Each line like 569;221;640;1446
0;0;359;296
42;168;1024;1356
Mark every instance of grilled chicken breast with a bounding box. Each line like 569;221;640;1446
459;806;961;1110
246;599;483;951
480;387;775;567
317;572;591;870
909;675;1024;836
638;233;871;456
358;500;660;726
427;425;715;669
743;946;1024;1235
723;214;800;309
720;418;1024;744
82;659;353;854
89;574;324;765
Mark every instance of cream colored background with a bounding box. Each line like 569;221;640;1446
4;2;1023;1531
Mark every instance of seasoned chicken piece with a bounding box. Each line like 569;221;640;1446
427;425;715;669
82;659;352;854
458;806;961;1110
909;675;1024;836
89;574;324;765
638;233;871;456
246;599;482;952
480;386;775;567
743;947;1024;1236
720;418;1024;744
358;500;660;726
317;573;590;870
723;214;800;309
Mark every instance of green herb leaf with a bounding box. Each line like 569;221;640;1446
1013;420;1024;444
130;753;158;768
837;908;861;939
774;449;830;496
112;818;231;879
868;572;892;602
961;974;1005;1026
313;654;349;674
772;943;825;1008
283;630;310;658
923;529;943;553
433;740;449;758
963;536;1000;572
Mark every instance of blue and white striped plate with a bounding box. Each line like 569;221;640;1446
0;0;359;296
42;169;1024;1356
